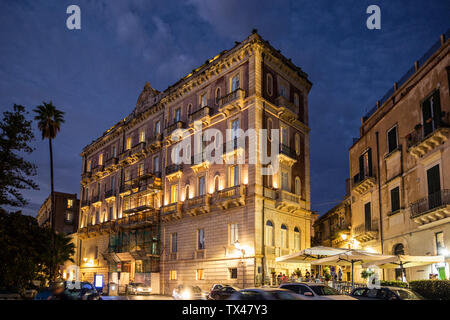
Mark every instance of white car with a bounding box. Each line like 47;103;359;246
280;283;357;300
172;285;208;300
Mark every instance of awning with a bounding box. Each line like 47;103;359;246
275;246;349;263
310;249;394;266
362;255;445;269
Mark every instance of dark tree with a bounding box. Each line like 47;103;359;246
0;104;38;208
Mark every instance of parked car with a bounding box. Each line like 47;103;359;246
350;286;424;300
172;285;208;300
208;285;239;300
126;283;152;295
280;283;357;300
34;287;52;300
228;288;306;300
0;289;21;300
44;281;102;300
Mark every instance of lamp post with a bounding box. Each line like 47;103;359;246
234;240;246;289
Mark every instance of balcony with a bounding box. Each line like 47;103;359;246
104;189;116;202
91;195;102;207
275;95;298;121
212;185;247;210
188;106;211;126
130;142;146;160
352;173;376;195
278;143;297;166
118;149;132;165
184;194;211;216
275;189;306;212
104;157;118;171
222;138;245;161
407;125;450;159
81;171;92;184
164;121;185;138
116;210;157;230
81;199;90;210
146;134;162;152
410;190;450;227
161;203;182;221
91;165;104;177
218;88;245;115
353;220;379;242
165;164;183;180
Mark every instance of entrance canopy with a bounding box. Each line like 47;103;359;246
275;246;349;263
310;250;394;266
362;255;445;269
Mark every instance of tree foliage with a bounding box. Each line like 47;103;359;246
0;104;38;208
0;209;75;291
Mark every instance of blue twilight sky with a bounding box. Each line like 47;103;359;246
0;0;449;217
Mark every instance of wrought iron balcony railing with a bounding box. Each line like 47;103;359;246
410;190;450;218
279;143;297;159
218;88;245;107
189;106;211;123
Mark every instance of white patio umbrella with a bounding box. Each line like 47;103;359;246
311;249;394;288
275;246;349;263
362;255;445;281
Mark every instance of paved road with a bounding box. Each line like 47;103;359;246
102;295;173;300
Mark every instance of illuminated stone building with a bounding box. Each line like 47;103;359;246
348;32;450;281
77;31;314;293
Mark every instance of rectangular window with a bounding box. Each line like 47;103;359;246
200;94;207;107
174;108;181;122
169;270;177;280
387;126;398;153
170;184;179;203
280;126;288;146
138;163;145;177
67;199;73;208
126;137;132;150
154;121;161;134
435;232;444;255
111;176;115;192
422;90;441;136
87;160;92;172
229;223;238;245
390;187;400;212
125;169;131;182
196;269;205;280
197;229;205;250
65;211;73;223
358;149;373;179
229;268;238;279
231;119;239;141
153;156;160;173
109;206;114;221
281;171;289;191
364;202;371;231
171;233;177;253
265;225;273;246
198;176;206;196
231;75;240;91
294;231;301;251
281;228;288;248
112;145;117;157
98;153;103;166
229;165;239;187
139;129;145;143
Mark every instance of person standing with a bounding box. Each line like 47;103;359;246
338;268;343;282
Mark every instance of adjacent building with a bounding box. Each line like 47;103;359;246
348;32;449;281
76;31;314;294
36;192;79;234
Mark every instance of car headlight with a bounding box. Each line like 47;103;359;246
137;287;143;292
181;290;191;299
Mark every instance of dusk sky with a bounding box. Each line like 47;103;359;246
0;0;448;217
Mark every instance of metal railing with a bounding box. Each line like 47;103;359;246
213;185;244;202
165;120;185;136
353;171;375;186
410;189;450;218
165;164;183;175
104;157;118;168
353;219;379;235
406;121;450;149
219;88;245;107
189;106;211;122
279;143;297;159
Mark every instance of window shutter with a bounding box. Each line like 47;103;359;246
367;148;373;177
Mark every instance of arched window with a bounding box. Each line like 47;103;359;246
185;184;190;200
267;118;273;141
295;133;300;155
294;227;301;251
266;164;273;188
214;175;220;192
281;224;288;248
265;221;274;246
393;243;405;255
102;209;107;223
266;74;273;96
215;87;221;105
295;177;301;196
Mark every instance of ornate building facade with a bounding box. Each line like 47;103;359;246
76;31;314;294
349;32;450;281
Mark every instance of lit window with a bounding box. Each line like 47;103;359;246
196;269;205;280
229;223;238;245
98;153;103;166
65;211;73;223
67;199;73;208
170;184;179;203
280;84;287;98
281;171;289;191
387;126;398;154
169;270;177;280
267;118;273;141
126;137;132;150
112;145;117;157
200;94;207;107
174;108;181;122
153;156;160;172
229;165;239;187
139;129;145;143
138;163;145;176
125;169;131;182
280;126;288;146
87;160;92;172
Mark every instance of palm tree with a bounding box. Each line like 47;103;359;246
33;101;65;232
33;102;64;281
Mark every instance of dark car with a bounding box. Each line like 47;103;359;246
350;286;424;300
208;285;239;300
46;281;102;300
126;283;152;295
228;288;305;300
280;283;357;300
